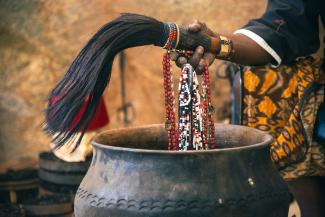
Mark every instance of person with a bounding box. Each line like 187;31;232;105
172;0;324;72
171;0;325;216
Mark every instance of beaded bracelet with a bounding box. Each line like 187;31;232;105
162;23;179;50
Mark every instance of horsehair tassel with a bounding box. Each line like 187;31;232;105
44;13;215;150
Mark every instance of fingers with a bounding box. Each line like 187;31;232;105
176;56;188;68
188;46;204;69
170;51;187;68
170;46;215;71
203;53;215;66
169;51;179;61
196;53;215;74
196;59;206;75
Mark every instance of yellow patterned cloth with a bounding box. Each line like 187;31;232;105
242;57;325;180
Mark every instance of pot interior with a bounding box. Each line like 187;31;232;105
93;124;272;151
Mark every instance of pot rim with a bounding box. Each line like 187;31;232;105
91;124;273;154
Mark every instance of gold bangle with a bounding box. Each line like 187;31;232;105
216;35;234;60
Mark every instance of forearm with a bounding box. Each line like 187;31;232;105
177;23;274;66
171;23;275;70
226;33;273;66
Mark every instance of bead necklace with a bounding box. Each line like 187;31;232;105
163;52;178;150
178;64;193;150
178;64;205;150
202;65;216;149
161;22;215;151
162;51;216;150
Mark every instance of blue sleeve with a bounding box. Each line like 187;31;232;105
242;0;320;64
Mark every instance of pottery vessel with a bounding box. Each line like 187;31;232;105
74;124;290;217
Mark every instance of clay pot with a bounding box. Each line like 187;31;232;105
74;124;290;217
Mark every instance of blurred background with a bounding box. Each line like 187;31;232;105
0;0;267;171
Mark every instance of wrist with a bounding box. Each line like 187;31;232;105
210;36;221;55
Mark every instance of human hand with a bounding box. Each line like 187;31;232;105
170;21;218;74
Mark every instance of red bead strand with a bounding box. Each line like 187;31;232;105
162;52;178;150
203;65;216;149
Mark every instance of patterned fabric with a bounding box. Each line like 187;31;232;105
241;57;325;180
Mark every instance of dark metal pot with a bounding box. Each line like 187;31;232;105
74;124;290;217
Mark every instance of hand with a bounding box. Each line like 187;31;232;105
170;21;217;74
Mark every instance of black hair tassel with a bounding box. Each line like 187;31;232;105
44;13;212;150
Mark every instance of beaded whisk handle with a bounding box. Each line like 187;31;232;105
157;22;218;54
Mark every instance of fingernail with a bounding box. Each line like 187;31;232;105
179;57;187;64
170;53;178;61
196;46;204;54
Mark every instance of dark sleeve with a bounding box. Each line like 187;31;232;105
240;0;320;65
